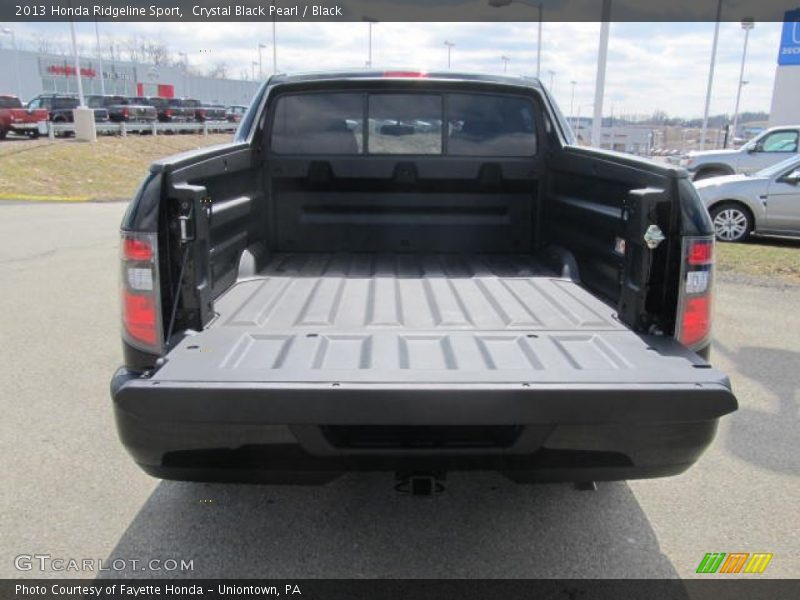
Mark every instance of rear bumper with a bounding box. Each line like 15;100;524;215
8;122;42;131
111;367;736;484
111;115;157;123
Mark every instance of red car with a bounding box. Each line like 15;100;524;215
0;95;49;139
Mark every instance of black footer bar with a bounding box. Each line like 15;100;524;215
4;579;799;600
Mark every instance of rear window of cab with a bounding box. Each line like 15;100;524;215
270;92;537;157
0;96;22;109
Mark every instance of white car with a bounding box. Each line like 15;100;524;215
681;126;800;181
694;155;800;242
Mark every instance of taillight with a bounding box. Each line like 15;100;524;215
165;109;173;117
122;107;129;118
123;237;153;261
120;232;162;354
687;238;713;265
676;237;714;349
123;291;157;345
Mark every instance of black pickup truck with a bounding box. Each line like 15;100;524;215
111;71;737;488
86;95;157;123
26;94;109;124
138;97;195;123
180;99;228;122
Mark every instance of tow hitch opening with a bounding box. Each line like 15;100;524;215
395;472;446;496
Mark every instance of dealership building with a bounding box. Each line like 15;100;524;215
769;9;800;127
0;47;261;106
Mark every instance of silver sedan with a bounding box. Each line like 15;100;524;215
694;155;800;242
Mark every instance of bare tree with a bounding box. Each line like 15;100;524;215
116;35;174;65
122;36;141;63
33;34;68;56
32;34;55;55
142;39;171;65
651;109;668;125
207;61;229;79
103;37;120;62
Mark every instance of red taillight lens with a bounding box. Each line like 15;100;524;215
122;107;129;117
123;290;157;345
687;239;713;265
123;237;153;262
677;236;714;349
383;71;429;78
165;109;173;117
121;232;162;353
679;295;711;347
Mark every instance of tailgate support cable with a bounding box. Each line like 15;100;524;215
165;244;190;347
164;201;194;347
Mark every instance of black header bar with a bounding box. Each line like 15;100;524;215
2;0;797;23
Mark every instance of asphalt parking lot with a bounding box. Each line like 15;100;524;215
1;201;798;580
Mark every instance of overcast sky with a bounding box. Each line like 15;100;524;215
1;20;784;118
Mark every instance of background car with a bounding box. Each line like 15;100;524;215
694;155;800;242
85;95;157;123
681;126;800;181
134;97;194;123
170;98;226;122
194;103;227;122
0;94;49;139
226;105;248;123
26;94;109;125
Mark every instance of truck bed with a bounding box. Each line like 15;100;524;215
153;252;719;386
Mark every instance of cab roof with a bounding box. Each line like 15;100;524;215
269;69;543;90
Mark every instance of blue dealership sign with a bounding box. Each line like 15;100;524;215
779;9;800;65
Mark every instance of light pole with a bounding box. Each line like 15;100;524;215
591;0;612;148
178;51;189;96
731;80;749;143
548;69;556;92
569;80;577;128
699;0;723;150
94;21;105;95
1;27;22;100
363;17;378;68
251;61;258;81
68;21;85;107
258;43;267;79
271;2;278;73
444;40;455;69
488;0;542;78
731;18;754;144
501;55;510;73
69;18;96;141
574;103;594;144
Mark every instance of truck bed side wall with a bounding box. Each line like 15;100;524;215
122;83;692;367
543;147;683;333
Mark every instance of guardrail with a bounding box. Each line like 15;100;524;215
47;120;238;139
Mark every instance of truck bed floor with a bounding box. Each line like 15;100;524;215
216;252;621;333
157;253;711;385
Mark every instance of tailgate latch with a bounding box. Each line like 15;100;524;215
177;200;195;244
643;224;666;249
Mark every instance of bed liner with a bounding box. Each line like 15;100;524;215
150;253;724;387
